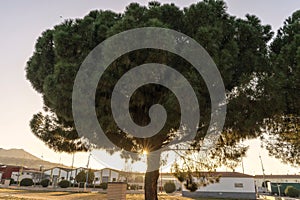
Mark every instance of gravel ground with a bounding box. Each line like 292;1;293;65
0;188;192;200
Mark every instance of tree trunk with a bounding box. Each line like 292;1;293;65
144;169;159;200
144;151;161;200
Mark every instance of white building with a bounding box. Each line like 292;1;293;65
94;168;126;184
182;172;256;200
68;167;86;183
157;173;182;191
44;167;73;186
11;169;44;183
255;174;300;187
255;174;300;194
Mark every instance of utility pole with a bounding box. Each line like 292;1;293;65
18;153;26;187
71;153;75;187
160;166;163;193
85;153;91;190
259;155;266;191
241;157;245;174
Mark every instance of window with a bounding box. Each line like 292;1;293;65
234;183;243;188
112;178;116;182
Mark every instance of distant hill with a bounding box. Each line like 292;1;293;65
0;148;67;169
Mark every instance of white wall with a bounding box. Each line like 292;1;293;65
110;170;119;182
94;171;101;184
101;168;110;177
11;171;32;182
255;178;300;188
11;171;41;183
69;168;84;180
92;168;126;184
183;177;255;193
44;168;69;180
101;168;119;182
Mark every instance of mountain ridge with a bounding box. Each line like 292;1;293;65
0;148;67;169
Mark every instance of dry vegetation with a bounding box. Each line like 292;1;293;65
0;188;193;200
0;188;242;200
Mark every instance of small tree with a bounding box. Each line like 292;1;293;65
164;182;176;193
58;180;70;188
41;179;50;187
100;182;108;190
285;186;300;197
75;169;95;184
20;178;34;186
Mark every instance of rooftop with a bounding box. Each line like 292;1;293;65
255;174;300;179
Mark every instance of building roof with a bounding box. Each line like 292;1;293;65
192;171;254;178
44;166;74;172
0;165;33;171
255;174;300;179
22;169;43;174
90;168;254;178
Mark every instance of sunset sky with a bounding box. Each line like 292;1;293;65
0;0;299;174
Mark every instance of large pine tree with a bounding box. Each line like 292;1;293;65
26;1;279;199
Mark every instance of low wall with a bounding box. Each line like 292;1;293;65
107;182;127;200
259;195;300;200
182;191;257;199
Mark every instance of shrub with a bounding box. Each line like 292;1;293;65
41;179;50;187
58;180;70;188
164;182;176;193
94;185;102;189
20;178;34;186
100;182;108;190
128;184;139;190
185;182;198;192
71;183;78;187
285;186;300;197
9;178;15;185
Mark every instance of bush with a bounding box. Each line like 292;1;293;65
128;184;139;190
9;178;15;185
58;180;70;188
164;182;176;193
185;182;198;192
41;179;50;187
20;178;34;186
71;183;78;187
285;186;300;197
100;182;108;190
94;185;102;189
